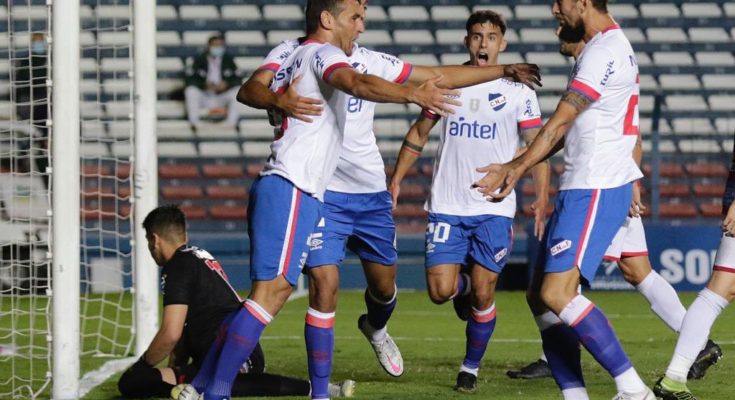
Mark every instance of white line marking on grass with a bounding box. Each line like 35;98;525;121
79;356;136;398
261;335;542;343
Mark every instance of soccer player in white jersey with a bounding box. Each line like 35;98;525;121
176;2;464;400
389;10;550;393
472;0;657;398
236;0;543;390
653;144;735;399
507;26;722;382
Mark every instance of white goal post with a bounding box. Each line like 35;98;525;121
50;0;159;398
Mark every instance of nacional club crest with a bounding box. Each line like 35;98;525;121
351;62;367;74
488;93;507;111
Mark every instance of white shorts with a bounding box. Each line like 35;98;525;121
713;233;735;273
603;216;648;261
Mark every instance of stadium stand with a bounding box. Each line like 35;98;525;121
1;0;732;234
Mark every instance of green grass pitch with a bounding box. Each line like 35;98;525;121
78;289;735;399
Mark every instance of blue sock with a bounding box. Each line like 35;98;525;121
365;288;396;330
305;308;335;400
191;311;237;392
570;306;632;377
462;305;496;371
204;301;271;400
541;323;585;390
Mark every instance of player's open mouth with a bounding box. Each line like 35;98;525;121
478;52;489;64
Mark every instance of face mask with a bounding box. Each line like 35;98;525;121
31;41;46;55
209;46;225;58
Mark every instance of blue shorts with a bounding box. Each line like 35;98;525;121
248;175;322;285
540;184;632;283
424;213;513;273
306;190;397;268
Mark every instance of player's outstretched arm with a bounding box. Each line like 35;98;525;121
522;127;550;238
411;63;542;90
237;70;324;123
473;90;592;200
389;112;439;208
329;68;461;117
140;304;188;366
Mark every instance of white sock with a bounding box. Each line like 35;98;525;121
613;367;646;394
635;271;686;332
561;387;589;400
460;364;479;376
540;352;548;363
666;288;729;383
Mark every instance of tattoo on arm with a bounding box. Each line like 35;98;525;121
560;90;593;113
402;139;424;155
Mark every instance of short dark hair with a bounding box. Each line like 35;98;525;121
591;0;608;12
465;10;507;36
143;205;186;241
208;35;223;46
305;0;350;35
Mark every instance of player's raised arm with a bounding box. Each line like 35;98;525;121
389;111;439;208
473;89;592;200
237;70;324;123
409;63;542;90
328;68;461;117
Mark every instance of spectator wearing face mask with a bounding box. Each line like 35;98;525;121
14;32;49;188
183;34;243;129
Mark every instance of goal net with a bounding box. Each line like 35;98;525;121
1;1;158;398
0;2;52;398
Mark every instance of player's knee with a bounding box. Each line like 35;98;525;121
539;285;568;314
427;284;453;304
368;281;396;302
118;364;161;398
471;285;495;308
